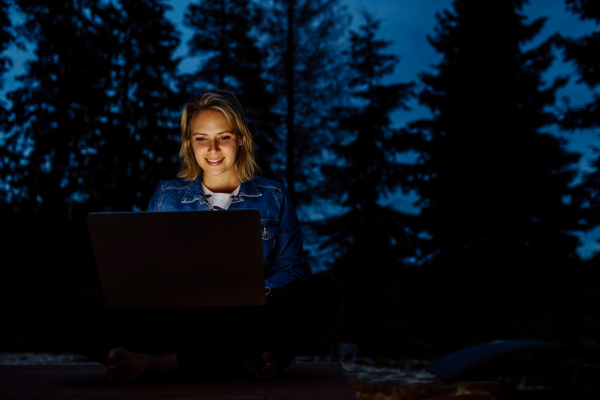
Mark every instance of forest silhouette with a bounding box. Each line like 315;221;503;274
1;0;599;359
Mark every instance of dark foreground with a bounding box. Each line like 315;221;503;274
2;354;600;399
0;362;356;400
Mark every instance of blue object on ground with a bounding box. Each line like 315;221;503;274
427;339;600;380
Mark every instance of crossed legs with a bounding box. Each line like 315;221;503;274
56;274;340;384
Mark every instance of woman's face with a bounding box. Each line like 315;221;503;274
191;110;243;185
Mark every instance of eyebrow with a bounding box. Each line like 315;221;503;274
192;131;233;136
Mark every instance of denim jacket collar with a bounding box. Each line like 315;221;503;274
182;176;262;203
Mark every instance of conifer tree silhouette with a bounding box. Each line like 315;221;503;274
558;0;600;229
402;0;582;347
264;0;348;203
314;13;415;353
2;0;180;327
0;0;17;344
0;0;11;92
2;0;119;333
87;0;181;213
0;0;14;200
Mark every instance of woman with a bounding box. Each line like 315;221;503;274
59;90;339;385
146;90;306;298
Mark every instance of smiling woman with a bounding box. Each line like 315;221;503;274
56;89;340;386
177;90;259;189
149;90;308;293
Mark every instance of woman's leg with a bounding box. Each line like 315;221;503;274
263;273;341;372
55;274;340;381
56;292;178;362
55;291;180;384
55;291;114;364
174;273;341;377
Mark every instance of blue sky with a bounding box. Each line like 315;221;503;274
2;0;599;257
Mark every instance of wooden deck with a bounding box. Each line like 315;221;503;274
0;362;357;399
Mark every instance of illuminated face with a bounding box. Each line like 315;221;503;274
191;110;243;186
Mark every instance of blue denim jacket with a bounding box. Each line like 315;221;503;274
146;176;305;295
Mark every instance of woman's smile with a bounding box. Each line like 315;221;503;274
206;157;224;166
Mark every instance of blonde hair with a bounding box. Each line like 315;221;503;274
177;90;260;182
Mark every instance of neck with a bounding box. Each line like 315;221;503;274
202;174;241;194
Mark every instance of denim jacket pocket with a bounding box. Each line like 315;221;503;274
261;220;280;240
261;219;279;271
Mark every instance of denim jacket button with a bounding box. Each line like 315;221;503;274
263;227;269;237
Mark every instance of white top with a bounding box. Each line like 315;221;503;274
201;183;240;211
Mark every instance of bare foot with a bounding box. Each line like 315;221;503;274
106;349;179;385
260;351;277;379
106;348;149;386
240;351;278;379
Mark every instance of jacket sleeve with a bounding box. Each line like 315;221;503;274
264;184;305;296
146;182;164;211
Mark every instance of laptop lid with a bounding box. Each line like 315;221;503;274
87;210;265;309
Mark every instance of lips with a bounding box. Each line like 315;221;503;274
206;157;224;166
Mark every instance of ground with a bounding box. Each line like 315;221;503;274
2;352;598;399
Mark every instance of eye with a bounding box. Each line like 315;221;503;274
194;137;206;141
219;136;231;140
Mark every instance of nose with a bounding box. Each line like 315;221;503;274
208;138;220;152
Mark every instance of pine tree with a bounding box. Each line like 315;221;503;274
182;0;278;178
314;13;415;353
4;1;107;212
557;1;600;319
0;0;16;345
264;0;349;203
0;0;11;91
0;0;120;342
5;0;180;220
2;0;180;331
403;0;583;346
558;0;600;132
86;0;181;213
558;0;600;228
0;0;14;200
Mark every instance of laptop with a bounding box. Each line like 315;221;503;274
86;210;265;309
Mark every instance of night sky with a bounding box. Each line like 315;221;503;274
2;0;599;256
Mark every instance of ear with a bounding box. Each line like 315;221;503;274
238;137;243;146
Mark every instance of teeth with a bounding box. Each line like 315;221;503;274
207;158;224;163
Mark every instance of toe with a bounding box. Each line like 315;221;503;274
261;351;276;362
107;347;124;364
260;352;277;379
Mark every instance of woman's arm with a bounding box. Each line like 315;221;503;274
146;182;164;211
264;184;305;296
